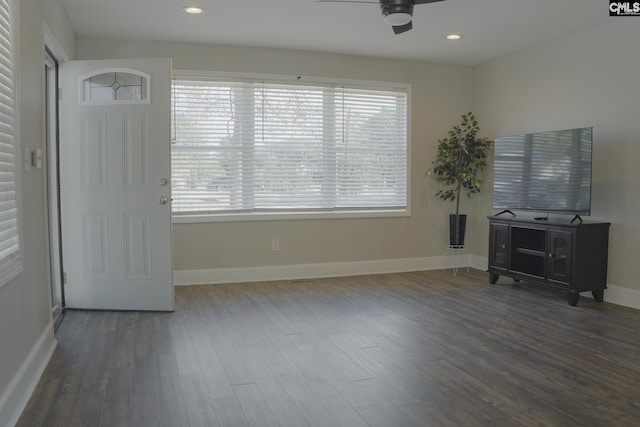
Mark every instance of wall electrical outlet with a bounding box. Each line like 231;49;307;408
271;239;280;252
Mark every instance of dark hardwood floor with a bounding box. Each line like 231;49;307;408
17;269;640;426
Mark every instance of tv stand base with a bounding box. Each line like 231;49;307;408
489;272;499;284
487;216;610;306
490;273;606;306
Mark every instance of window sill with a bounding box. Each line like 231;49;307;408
172;209;410;224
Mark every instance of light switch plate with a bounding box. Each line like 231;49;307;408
35;148;43;169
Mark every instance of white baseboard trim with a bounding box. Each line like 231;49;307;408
604;284;640;310
174;254;472;286
469;255;488;272
0;323;56;427
469;255;640;309
471;258;640;310
174;255;640;311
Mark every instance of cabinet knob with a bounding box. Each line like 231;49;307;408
500;245;507;249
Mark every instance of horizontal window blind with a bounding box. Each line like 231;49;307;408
172;76;407;216
0;0;21;285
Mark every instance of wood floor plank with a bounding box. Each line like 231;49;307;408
99;365;132;427
51;312;114;427
356;403;402;427
255;376;310;427
306;380;370;427
211;396;249;427
179;372;221;427
207;322;256;386
232;382;279;427
270;363;340;427
109;312;135;368
325;376;375;409
17;269;640;427
172;301;236;399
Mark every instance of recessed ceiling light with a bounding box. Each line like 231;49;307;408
446;34;462;40
182;6;205;14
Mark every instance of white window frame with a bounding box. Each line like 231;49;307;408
172;70;411;224
0;0;23;287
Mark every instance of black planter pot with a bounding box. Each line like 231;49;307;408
449;214;467;247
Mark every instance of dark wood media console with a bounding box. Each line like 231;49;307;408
487;216;610;306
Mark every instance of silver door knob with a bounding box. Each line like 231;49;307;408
160;177;168;186
159;196;169;205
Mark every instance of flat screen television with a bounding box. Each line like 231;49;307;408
492;127;592;216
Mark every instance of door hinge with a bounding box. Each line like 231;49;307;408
63;272;67;285
58;88;62;100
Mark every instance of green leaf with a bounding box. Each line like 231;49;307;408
425;111;493;208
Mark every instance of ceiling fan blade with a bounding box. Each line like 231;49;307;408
317;0;377;3
414;0;446;4
392;21;412;34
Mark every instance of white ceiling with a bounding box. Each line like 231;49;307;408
59;0;611;66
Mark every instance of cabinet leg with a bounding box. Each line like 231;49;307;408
592;289;605;303
567;291;580;306
489;273;499;284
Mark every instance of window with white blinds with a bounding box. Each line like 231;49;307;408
0;0;21;286
172;75;408;219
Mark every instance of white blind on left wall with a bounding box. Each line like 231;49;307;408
0;0;22;286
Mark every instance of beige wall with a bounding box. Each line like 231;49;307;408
77;38;474;271
0;0;75;419
2;10;638;422
472;21;640;292
2;9;637;424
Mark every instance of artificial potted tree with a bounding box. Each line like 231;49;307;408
427;112;492;247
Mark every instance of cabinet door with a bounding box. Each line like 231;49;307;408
547;230;573;284
489;223;510;271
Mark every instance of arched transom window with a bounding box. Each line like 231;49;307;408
81;69;150;104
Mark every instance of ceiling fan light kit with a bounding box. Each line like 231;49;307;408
382;11;413;26
381;3;413;26
320;0;445;34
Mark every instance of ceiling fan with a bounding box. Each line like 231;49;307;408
318;0;446;35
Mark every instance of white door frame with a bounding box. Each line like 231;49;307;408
43;36;66;328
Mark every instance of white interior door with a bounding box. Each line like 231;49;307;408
60;58;174;311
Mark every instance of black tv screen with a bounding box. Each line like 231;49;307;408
492;127;592;216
